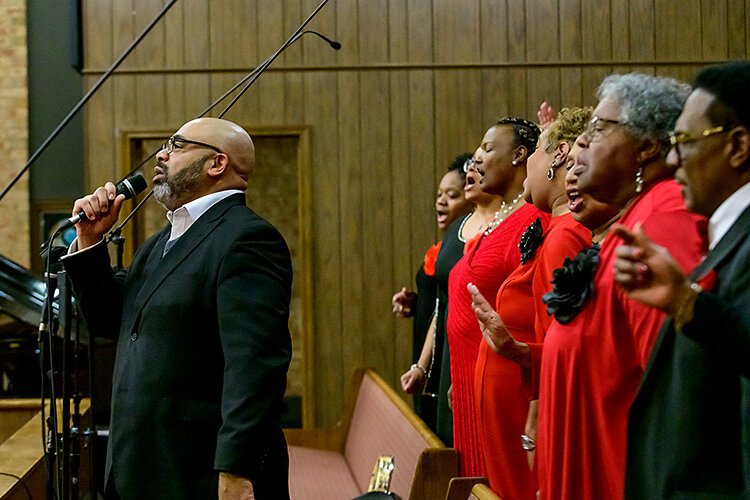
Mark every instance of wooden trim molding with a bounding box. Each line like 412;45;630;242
81;59;735;76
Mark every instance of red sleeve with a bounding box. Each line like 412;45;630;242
523;219;591;399
532;221;592;337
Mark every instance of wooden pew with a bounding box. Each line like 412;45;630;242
445;477;493;500
468;483;501;500
285;367;458;499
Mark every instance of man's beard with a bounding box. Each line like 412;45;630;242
153;155;210;210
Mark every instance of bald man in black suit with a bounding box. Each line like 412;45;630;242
63;118;292;499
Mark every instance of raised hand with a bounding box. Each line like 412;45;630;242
468;282;510;354
392;287;417;317
468;282;531;366
612;222;692;315
72;182;126;249
537;101;557;130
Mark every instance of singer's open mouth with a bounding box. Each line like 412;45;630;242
153;165;166;183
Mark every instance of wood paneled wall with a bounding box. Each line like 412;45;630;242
81;0;749;426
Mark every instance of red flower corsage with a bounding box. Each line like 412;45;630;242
695;269;717;292
423;242;442;276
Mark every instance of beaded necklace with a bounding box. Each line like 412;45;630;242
484;192;525;236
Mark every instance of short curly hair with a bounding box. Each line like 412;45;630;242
495;116;541;153
596;73;691;156
544;106;594;153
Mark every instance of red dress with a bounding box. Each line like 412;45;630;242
537;180;706;500
524;215;593;399
479;213;591;499
447;203;546;476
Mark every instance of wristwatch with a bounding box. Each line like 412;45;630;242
521;434;536;451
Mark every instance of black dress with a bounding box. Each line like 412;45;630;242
433;214;470;446
411;261;438;429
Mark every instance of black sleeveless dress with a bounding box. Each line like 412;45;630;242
433;214;470;445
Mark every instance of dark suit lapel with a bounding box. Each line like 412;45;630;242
142;229;170;275
130;194;244;318
691;204;750;280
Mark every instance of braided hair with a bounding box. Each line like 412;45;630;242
495;116;541;153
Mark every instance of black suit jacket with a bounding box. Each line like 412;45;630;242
625;204;750;499
63;194;293;499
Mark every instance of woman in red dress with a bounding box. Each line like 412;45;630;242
400;154;504;446
447;117;545;476
468;107;593;499
536;74;707;500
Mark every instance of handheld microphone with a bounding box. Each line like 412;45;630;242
60;172;148;231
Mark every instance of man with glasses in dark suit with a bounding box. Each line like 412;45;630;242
613;61;750;499
63;117;293;499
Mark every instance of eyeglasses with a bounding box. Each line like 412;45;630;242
463;158;477;173
669;126;726;162
584;115;623;142
161;136;224;155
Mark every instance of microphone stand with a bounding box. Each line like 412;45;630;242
39;242;66;500
39;233;87;500
107;191;153;271
57;268;75;500
15;5;182;485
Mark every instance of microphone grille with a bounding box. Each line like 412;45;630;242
118;172;148;199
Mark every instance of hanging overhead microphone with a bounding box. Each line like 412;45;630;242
217;28;342;118
59;172;148;231
301;30;341;50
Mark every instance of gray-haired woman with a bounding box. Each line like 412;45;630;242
535;73;707;500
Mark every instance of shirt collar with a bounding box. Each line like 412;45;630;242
708;181;750;250
166;189;243;241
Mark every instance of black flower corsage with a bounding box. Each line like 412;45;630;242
519;217;544;264
541;243;600;324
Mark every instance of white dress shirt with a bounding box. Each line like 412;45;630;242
68;189;245;256
165;189;244;244
708;181;750;250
